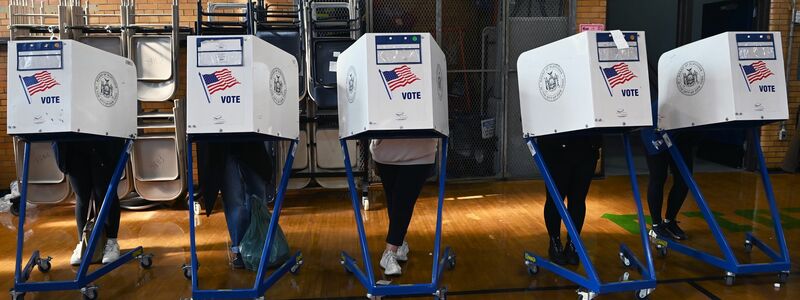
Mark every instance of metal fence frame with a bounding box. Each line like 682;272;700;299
364;0;575;180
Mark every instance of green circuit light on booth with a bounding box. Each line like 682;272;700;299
412;36;418;42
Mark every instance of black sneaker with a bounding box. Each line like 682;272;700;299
548;236;568;265
664;220;688;240
564;240;579;265
232;252;245;269
651;223;673;240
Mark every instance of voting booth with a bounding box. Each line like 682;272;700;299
334;32;455;299
658;32;788;130
517;31;652;137
183;29;304;299
187;35;299;138
516;31;656;300
652;32;791;286
336;33;448;138
8;39;149;300
8;40;137;138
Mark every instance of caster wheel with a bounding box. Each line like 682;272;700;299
37;258;51;273
182;265;192;280
81;287;98;300
290;260;302;274
724;274;735;286
576;289;595;300
619;271;630;282
139;256;153;269
778;271;789;284
635;289;650;300
341;260;353;274
10;201;20;217
620;252;632;268
9;290;25;300
362;197;370;211
435;287;447;300
744;240;753;253
447;253;456;270
527;265;539;275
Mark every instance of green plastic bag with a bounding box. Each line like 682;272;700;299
239;195;290;271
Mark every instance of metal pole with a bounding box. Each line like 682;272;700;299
569;0;576;33
435;0;442;44
500;0;509;178
787;0;796;83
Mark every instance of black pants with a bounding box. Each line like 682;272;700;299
376;162;433;247
62;141;124;239
646;135;696;225
539;137;600;239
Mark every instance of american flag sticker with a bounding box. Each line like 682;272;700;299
19;71;59;103
602;63;637;89
740;61;774;87
199;68;241;103
379;65;421;99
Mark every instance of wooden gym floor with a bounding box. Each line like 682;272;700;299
1;172;799;299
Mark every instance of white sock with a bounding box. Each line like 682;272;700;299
107;238;117;244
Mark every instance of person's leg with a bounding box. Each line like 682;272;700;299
645;151;669;226
220;154;251;261
566;153;598;235
376;162;402;275
66;143;93;265
240;162;268;204
563;151;598;265
541;152;571;265
69;158;93;238
93;140;125;240
376;162;397;220
663;139;695;240
385;164;431;247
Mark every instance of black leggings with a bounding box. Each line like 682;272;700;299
540;143;599;239
66;142;124;240
646;138;695;225
376;162;433;247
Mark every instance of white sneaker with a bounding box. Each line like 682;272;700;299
379;250;402;276
395;241;409;261
101;239;120;264
70;243;83;266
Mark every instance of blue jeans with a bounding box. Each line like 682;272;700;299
220;153;268;252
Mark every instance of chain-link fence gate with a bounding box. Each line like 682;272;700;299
367;0;574;180
503;0;574;178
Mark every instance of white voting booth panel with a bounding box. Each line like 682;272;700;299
7;40;137;138
658;32;789;130
187;35;299;139
517;31;652;137
336;33;449;138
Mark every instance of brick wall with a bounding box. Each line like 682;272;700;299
766;0;799;168
576;0;606;27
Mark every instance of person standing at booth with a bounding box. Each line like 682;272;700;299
371;138;437;276
645;131;695;241
56;140;125;265
538;135;601;266
197;142;273;269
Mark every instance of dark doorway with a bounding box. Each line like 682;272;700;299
604;0;770;174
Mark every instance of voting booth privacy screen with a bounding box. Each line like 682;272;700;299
517;31;652;137
7;40;137;138
658;32;789;130
336;33;449;138
187;35;299;139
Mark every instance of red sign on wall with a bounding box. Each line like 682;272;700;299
579;24;605;32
